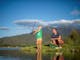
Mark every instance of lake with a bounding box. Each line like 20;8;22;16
0;48;80;60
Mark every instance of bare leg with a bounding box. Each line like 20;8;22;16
36;40;42;52
36;47;42;60
52;40;57;45
36;40;42;60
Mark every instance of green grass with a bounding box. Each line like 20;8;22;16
20;45;65;54
20;44;80;54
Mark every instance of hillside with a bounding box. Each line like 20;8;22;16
0;28;51;46
0;26;80;47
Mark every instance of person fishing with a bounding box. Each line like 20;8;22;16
50;28;64;48
33;25;43;51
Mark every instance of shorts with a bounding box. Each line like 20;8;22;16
36;38;42;45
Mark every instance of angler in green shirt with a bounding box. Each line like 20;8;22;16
36;29;42;40
33;25;42;51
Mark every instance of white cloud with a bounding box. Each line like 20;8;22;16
13;19;46;26
13;19;80;27
0;27;9;30
47;19;74;24
14;19;39;23
47;19;80;25
71;9;80;16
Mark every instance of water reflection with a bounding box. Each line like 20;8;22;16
36;48;64;60
0;48;80;60
36;48;42;60
51;52;64;60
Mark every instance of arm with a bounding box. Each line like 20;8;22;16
58;35;62;40
33;27;41;35
33;29;39;35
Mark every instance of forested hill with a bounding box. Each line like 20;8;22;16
0;27;80;47
0;27;51;46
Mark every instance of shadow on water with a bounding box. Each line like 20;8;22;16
0;48;80;60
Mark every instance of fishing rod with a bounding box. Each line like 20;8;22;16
30;21;37;34
24;22;37;42
46;24;53;34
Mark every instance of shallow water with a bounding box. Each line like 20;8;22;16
0;48;80;60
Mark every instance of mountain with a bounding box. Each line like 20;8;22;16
0;27;51;46
0;25;80;47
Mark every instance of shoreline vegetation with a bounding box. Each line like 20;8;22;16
21;44;80;53
1;44;80;54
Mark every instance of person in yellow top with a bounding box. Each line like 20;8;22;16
33;25;42;51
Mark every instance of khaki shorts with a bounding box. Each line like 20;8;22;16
36;38;42;45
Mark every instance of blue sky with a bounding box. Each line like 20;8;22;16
0;0;80;38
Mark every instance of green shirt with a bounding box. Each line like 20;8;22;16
36;29;42;39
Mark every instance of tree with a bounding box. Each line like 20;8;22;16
70;29;80;45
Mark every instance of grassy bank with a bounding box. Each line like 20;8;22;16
20;44;80;54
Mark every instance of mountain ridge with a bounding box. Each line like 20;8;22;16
0;26;80;46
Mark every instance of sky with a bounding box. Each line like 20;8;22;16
0;0;80;38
